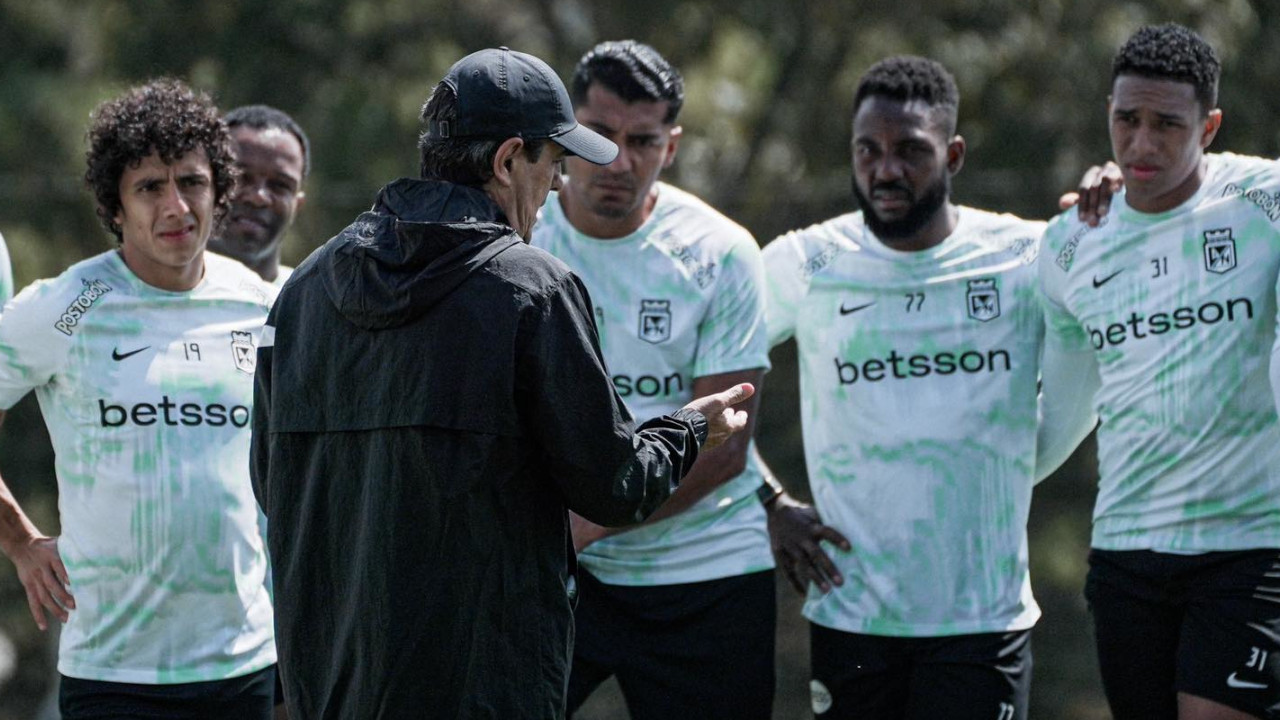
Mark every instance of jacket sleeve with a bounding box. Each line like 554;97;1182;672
516;272;706;526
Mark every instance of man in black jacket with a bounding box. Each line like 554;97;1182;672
250;47;754;720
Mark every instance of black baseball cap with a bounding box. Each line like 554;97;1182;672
426;47;618;165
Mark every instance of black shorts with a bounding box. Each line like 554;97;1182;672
809;624;1031;720
59;665;275;720
1086;548;1280;720
567;568;776;720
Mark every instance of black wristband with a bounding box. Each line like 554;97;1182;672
756;480;783;507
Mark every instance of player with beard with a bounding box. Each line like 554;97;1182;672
761;56;1087;719
532;41;774;719
207;105;308;285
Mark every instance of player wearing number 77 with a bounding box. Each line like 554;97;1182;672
758;56;1091;720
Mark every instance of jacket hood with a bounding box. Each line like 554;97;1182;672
320;178;522;329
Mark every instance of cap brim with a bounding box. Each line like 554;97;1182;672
551;124;618;165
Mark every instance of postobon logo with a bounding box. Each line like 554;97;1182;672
1203;228;1237;274
638;299;671;344
231;330;256;374
810;679;833;714
966;278;1001;322
53;278;113;335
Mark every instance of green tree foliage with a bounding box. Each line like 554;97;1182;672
1;1;1277;717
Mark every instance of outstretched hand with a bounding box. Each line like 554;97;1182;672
9;536;74;631
682;383;754;452
767;494;851;594
1058;161;1123;227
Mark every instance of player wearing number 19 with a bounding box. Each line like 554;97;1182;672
761;56;1085;720
0;79;279;719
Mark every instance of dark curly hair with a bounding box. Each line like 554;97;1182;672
85;78;237;243
853;56;960;136
571;40;684;124
1113;23;1219;112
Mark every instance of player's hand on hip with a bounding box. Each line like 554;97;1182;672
682;382;754;452
9;535;74;630
1058;161;1122;227
766;494;850;595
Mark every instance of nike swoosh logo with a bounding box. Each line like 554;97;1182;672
111;346;150;361
839;302;875;315
1227;673;1269;690
1092;269;1123;288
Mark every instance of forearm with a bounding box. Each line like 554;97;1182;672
571;425;742;546
0;410;40;557
0;473;41;558
641;441;746;524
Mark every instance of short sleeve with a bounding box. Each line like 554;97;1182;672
761;232;809;348
1034;218;1100;481
692;236;771;378
1038;219;1091;355
0;233;13;306
0;280;74;409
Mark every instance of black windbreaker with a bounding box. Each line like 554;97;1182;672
250;178;705;719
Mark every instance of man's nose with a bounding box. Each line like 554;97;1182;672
160;183;191;217
873;153;906;183
235;179;271;207
609;146;635;173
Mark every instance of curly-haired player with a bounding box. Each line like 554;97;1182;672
0;78;279;718
1042;23;1280;720
84;78;238;247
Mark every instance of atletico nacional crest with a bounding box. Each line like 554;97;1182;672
966;278;1000;322
638;299;672;344
231;330;256;374
1203;228;1237;274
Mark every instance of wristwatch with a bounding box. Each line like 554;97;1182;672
756;477;784;507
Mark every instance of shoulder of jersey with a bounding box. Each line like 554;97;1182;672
651;182;757;250
774;211;863;252
958;206;1045;265
203;252;280;309
1208;151;1280;190
1;251;123;337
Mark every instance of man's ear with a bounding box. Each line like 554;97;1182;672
946;134;966;175
491;137;526;187
662;125;683;169
1200;108;1223;149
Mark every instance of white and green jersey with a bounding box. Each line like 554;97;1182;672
0;232;13;305
0;251;278;683
533;182;773;585
274;264;294;287
764;207;1044;636
1041;152;1280;552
